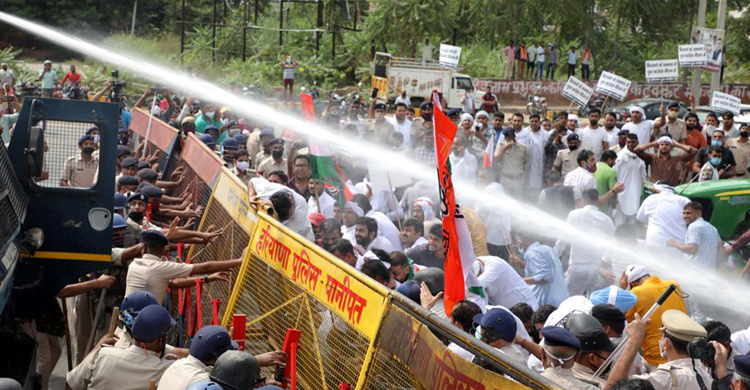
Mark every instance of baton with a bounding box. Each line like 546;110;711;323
85;287;108;355
590;284;677;379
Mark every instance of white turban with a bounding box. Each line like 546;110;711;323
625;265;649;285
344;202;364;217
658;136;673;145
460;113;474;123
567;114;579;122
475;110;489;119
413;197;435;221
630;106;645;116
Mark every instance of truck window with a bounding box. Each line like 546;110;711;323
455;77;473;91
34;120;103;190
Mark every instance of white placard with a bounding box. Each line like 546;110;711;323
561;76;594;107
368;161;413;195
439;44;462;68
710;91;741;116
645;60;679;82
678;44;708;67
595;71;632;101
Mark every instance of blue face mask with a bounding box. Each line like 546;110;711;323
711;140;722;147
710;157;722;166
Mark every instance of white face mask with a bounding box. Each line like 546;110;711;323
236;161;249;171
658;338;667;359
205;110;215;118
151;105;162;116
668;111;679;119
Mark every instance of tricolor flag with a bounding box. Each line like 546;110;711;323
482;131;495;167
302;93;351;204
432;93;485;316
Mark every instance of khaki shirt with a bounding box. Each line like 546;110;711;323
571;363;606;388
726;138;750;176
63;154;99;187
541;366;599;390
124;218;141;248
157;355;210;390
553;148;582;176
124;254;194;305
232;166;257;185
631;358;713;390
496;141;529;177
366;118;395;142
86;345;174;390
254;150;271;169
653;118;687;142
256;156;288;178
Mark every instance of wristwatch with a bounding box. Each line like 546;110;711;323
203;275;210;284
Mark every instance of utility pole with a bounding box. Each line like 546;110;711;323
690;0;707;110
212;0;218;62
710;0;728;95
316;0;323;55
180;0;186;54
130;0;138;36
242;0;248;62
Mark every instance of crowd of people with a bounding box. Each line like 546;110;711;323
2;55;750;390
501;42;594;81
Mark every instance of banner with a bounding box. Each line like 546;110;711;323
679;44;708;67
691;27;725;72
562;76;594;107
710;91;741;116
595;71;632;101
645;60;679;82
371;75;388;100
439;44;462;68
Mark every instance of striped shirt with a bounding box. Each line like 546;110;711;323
282;61;296;80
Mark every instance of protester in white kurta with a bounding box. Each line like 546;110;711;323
525;126;549;191
473;256;539;310
579;125;609;160
449;147;478;185
475;181;512;249
250;177;314;240
307;191;335;218
613;145;647;226
636;185;690;252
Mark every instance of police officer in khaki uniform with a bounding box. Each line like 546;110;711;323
606;310;713;390
553;133;583;177
653;102;688;145
538;326;599;390
61;134;99;187
366;102;394;144
566;313;616;388
256;138;287;178
495;128;529;198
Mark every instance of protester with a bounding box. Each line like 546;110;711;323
613;134;647;226
512;228;569;307
666;202;721;270
622;106;653;147
636;183;691;254
693;129;737;179
633;136;697;185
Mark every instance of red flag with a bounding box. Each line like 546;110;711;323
432;94;464;316
300;92;316;122
482;131;495;167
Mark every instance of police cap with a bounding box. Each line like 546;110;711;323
141;229;168;246
117;145;132;158
661;310;707;342
131;305;175;343
118;175;139;187
78;134;94;146
140;185;163;199
138;168;159;182
114;193;127;211
268;138;284;147
120;157;139;169
189;325;239;363
542;326;582;351
128;192;149;204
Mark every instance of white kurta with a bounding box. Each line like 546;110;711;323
525;128;549;189
307;191;335;218
386;117;412;147
614;148;647;216
366;210;404;251
636;191;691;248
250;177;314;241
449;151;478;185
475;256;539;310
475;182;512;246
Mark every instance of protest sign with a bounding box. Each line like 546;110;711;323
710;91;741;116
645;60;679;82
595;71;631;101
439;44;461;68
561;76;594;107
691;27;725;72
678;44;708;67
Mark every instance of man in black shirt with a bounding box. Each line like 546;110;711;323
693;129;736;179
405;223;444;270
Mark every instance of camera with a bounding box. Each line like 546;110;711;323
273;365;286;383
110;69;126;106
687;337;715;365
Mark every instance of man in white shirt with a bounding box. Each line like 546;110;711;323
636;183;690;256
449;135;478;185
603;112;620;148
622;106;654;146
473;256;538;310
386;102;412;147
525;114;550;198
354;216;395;253
400;217;427;250
666;201;722;270
248;176;314;240
613;133;647;226
579;109;609;160
554;189;615;296
125;231;243;305
307;179;335;218
421;38;434;64
475;168;513;258
565;149;623;208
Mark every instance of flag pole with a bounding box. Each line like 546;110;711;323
313;180;322;215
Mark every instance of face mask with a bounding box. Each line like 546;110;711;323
205;110;215;118
711;140;722;147
228;128;240;137
741;131;749;138
568;144;578;151
658;338;667;359
236;161;249;171
129;211;144;223
82;147;95;154
118;137;128;145
587;162;597;174
618;139;626;147
667;111;679;119
151;106;162;116
710;157;722;166
272;150;283;159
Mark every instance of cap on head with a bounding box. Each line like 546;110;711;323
567;114;579;122
141;229;168;246
668;102;680;110
138;168;159;182
617;129;630;137
374;103;386;110
199;134;216;147
445;108;461;117
204;125;219;133
222;138;239;149
137;161;152;171
420;101;433;109
131;304;175;342
658;136;673;145
541;326;581;351
661;310;706;342
307;212;326;227
117;145;132;158
630;106;645;116
113;213;127;229
78;134;95;146
114;193;127;211
473;308;517;343
591;304;626;325
119;174;139;187
460;113;474;123
209;351;261;390
733;355;750;379
127;192;149;204
140;185;163;199
120;291;159;315
566;133;580;142
190;325;239;363
589;287;637;313
260;128;274;137
565;313;615;352
268;138;284;147
475;110;489;119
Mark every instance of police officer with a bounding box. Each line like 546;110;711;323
472;307;526;365
538;326;599;389
566;313;615;388
209;351;284;390
552;133;583;177
117;175;139;196
495;128;529;198
124;230;242;305
120;157;139;177
138;168;159;186
84;305;176;390
127;192;150;230
730;355;750;390
606;310;713;390
158;325;239;390
61;134;99;187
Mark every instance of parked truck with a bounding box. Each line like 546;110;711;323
371;52;484;109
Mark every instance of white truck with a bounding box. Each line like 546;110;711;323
371;52;483;110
